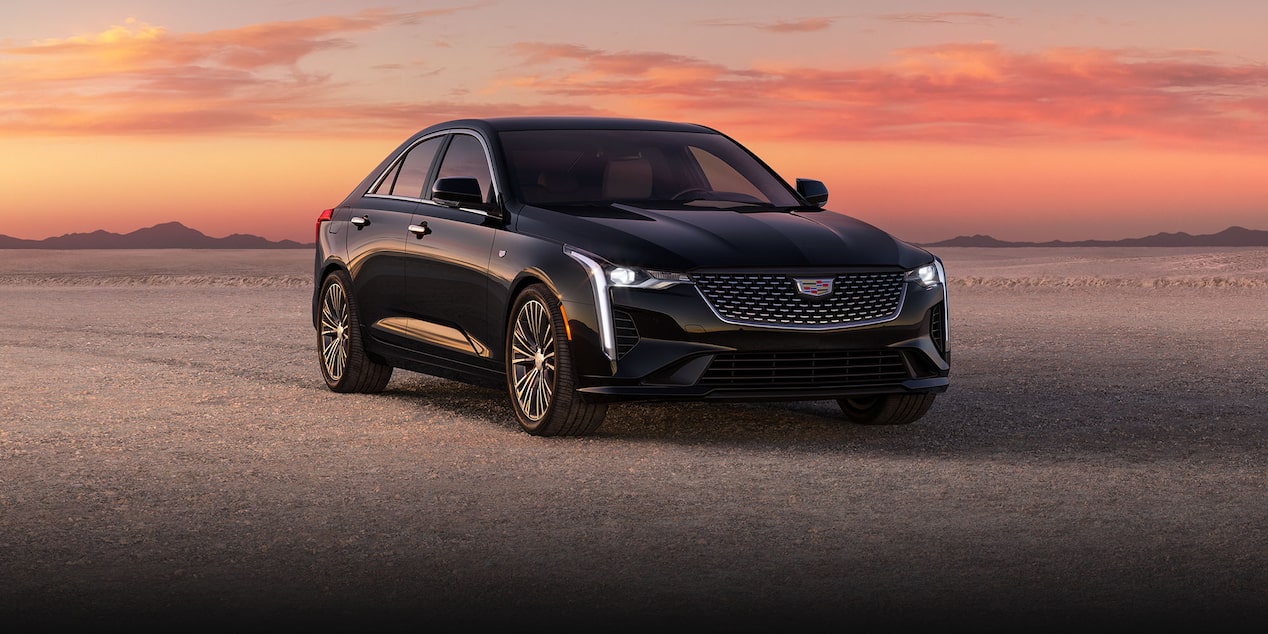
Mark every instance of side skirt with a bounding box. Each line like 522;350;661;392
368;337;504;390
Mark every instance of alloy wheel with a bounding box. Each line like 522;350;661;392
320;281;350;382
510;298;556;421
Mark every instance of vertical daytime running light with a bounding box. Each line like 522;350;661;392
563;247;617;361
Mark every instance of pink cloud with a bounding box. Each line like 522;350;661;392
2;9;460;75
5;8;1268;153
0;8;481;135
875;12;1009;25
698;17;837;33
500;41;1268;150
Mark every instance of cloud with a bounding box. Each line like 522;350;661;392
698;17;837;33
497;41;1268;150
6;9;1268;152
875;12;1009;25
0;8;478;135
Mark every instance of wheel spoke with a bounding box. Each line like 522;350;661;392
514;366;535;392
533;372;547;418
510;342;536;364
513;323;534;354
536;373;551;417
332;345;345;376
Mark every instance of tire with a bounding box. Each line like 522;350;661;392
837;393;935;425
318;270;393;393
506;284;607;436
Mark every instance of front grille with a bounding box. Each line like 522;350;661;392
613;310;639;358
929;302;947;356
691;271;905;328
699;350;910;390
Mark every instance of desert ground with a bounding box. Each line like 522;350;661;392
0;247;1264;632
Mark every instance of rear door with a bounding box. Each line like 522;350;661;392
344;135;444;335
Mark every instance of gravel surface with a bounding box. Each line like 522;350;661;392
0;250;1265;632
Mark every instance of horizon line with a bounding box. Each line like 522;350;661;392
1;219;1266;247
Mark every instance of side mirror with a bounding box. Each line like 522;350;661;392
432;177;485;207
796;178;829;208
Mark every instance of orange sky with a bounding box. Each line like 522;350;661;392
3;1;1267;243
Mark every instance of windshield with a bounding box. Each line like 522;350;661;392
498;129;802;209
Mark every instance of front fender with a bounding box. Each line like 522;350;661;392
490;232;614;378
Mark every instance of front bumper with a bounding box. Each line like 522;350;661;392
564;278;950;403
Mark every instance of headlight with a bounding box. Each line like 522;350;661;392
563;246;691;362
566;247;691;290
607;266;691;289
906;261;945;289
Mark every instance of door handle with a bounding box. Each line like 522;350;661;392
350;215;370;229
408;222;430;238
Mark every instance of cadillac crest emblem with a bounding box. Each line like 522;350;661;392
794;278;834;297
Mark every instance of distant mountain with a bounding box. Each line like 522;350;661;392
924;226;1268;248
0;222;312;249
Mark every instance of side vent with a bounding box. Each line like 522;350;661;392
613;310;640;359
929;302;947;357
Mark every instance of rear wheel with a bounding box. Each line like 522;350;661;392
837;394;935;425
506;284;606;436
318;270;392;393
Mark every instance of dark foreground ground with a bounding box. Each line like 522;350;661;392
0;250;1265;632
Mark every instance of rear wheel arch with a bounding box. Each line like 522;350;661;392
313;260;350;328
317;269;393;393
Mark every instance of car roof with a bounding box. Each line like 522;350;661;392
418;116;718;136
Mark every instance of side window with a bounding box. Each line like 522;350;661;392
688;146;765;200
376;137;443;199
371;163;400;195
433;134;493;203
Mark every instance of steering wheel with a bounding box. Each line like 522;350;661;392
671;187;713;201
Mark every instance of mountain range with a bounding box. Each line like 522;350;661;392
0;222;312;249
923;226;1268;248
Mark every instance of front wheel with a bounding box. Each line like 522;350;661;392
837;394;935;425
506;285;607;436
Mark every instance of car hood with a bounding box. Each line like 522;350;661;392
515;203;933;271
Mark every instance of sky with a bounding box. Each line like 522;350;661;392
2;0;1267;243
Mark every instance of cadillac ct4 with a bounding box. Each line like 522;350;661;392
314;117;949;436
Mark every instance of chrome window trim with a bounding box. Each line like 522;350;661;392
364;131;446;198
417;199;501;219
363;129;502;216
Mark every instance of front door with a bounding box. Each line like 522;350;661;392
401;132;500;363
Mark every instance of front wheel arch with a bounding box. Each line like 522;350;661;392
505;284;607;436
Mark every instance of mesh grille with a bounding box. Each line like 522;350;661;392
699;350;910;390
613;310;639;358
691;271;905;328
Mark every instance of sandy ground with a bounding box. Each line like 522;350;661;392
0;249;1265;632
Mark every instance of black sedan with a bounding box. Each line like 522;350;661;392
313;117;949;435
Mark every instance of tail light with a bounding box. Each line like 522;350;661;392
315;208;334;242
